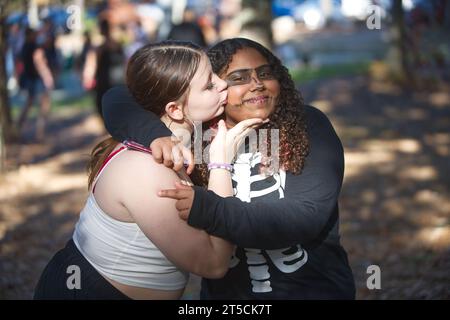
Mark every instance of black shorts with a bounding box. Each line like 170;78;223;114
34;239;130;300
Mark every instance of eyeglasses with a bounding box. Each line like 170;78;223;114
225;64;276;87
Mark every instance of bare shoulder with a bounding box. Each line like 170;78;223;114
110;150;179;189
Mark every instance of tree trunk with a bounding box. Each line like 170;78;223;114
445;0;450;29
0;2;13;172
0;121;5;173
391;0;415;86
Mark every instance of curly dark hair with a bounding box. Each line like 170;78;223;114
190;38;310;187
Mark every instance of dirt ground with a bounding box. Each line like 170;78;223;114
0;75;449;299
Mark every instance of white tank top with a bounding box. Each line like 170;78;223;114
72;146;188;290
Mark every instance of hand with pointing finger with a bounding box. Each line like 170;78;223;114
158;182;194;220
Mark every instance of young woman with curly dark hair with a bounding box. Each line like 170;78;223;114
102;38;355;299
189;38;309;187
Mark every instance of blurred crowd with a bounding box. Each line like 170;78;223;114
5;0;247;141
4;0;450;141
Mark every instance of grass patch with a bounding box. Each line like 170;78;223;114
290;62;370;83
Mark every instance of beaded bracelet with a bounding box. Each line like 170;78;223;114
207;162;233;172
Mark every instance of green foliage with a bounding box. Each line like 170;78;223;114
290;62;370;83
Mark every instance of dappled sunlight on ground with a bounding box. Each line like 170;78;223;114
302;76;449;299
0;110;104;299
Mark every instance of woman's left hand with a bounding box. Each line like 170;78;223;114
209;118;265;164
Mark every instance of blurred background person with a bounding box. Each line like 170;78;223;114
6;22;25;95
75;31;92;75
39;18;60;89
97;0;139;38
124;21;149;61
136;0;165;42
83;19;125;118
167;7;207;47
17;27;54;141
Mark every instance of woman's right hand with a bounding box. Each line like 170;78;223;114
150;136;194;174
209;118;265;164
